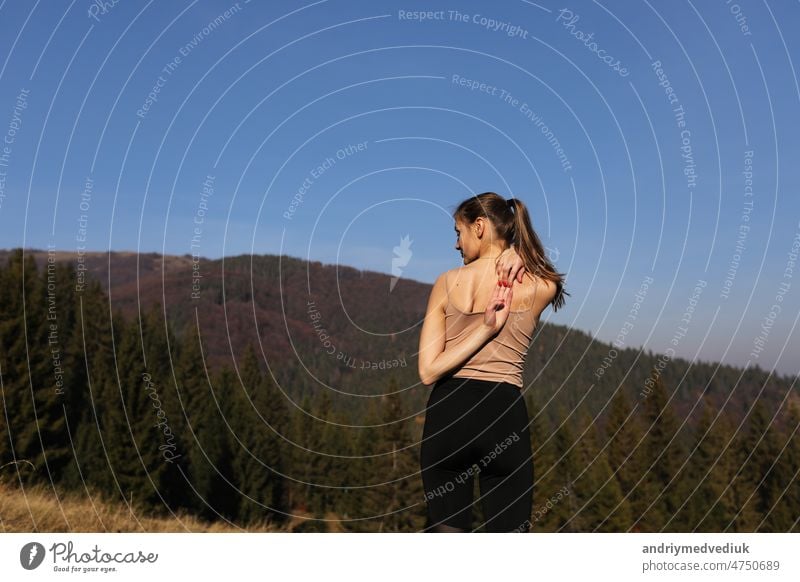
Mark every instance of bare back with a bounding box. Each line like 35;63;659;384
445;260;556;325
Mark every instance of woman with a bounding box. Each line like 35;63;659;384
417;192;568;532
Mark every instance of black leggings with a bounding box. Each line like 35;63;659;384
420;376;533;532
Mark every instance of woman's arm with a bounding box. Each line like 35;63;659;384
417;272;496;386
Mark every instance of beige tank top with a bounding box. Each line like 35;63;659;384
443;271;538;388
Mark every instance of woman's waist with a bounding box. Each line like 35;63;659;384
434;374;521;391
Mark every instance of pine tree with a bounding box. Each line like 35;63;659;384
0;252;21;479
1;251;72;488
604;387;641;531
725;411;762;532
781;400;800;532
529;400;562;532
287;393;327;530
308;387;338;519
366;375;425;532
552;404;582;531
99;311;173;514
232;345;290;526
680;397;738;531
736;398;789;531
50;260;87;491
65;280;123;499
758;398;797;532
346;388;384;531
67;302;187;516
168;319;212;513
0;252;27;478
633;369;684;531
185;366;239;522
569;410;629;531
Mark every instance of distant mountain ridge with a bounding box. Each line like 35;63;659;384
2;248;796;426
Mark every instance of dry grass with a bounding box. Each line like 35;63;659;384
0;479;290;533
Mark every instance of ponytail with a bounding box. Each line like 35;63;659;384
507;197;569;312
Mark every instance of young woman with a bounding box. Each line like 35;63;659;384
417;192;568;532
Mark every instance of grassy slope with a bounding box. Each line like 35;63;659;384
0;478;300;533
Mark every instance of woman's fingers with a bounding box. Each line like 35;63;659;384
503;283;513;305
486;283;514;331
496;249;520;286
492;281;503;307
503;264;513;286
508;253;525;285
508;263;522;285
495;284;511;311
495;256;508;285
491;282;505;310
496;254;525;287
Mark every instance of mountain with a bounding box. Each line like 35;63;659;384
2;249;796;425
1;248;797;532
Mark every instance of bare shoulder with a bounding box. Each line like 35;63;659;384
529;275;558;306
425;271;450;314
434;266;469;295
540;277;558;299
444;265;472;286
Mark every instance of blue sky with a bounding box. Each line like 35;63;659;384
0;0;798;377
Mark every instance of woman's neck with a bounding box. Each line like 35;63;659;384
476;245;508;260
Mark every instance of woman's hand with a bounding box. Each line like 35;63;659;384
495;246;526;287
483;281;513;335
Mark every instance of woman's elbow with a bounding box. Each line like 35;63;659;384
418;363;436;386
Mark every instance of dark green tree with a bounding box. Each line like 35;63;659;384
736;398;789;531
569;410;629;531
633;370;685;531
287;393;326;530
528;401;565;532
782;401;800;532
0;251;71;489
604;386;642;531
679;397;739;531
551;404;582;532
344;387;385;531
365;375;425;532
232;345;290;526
63;280;124;500
185;366;239;521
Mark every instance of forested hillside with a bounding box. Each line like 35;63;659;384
1;249;797;532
